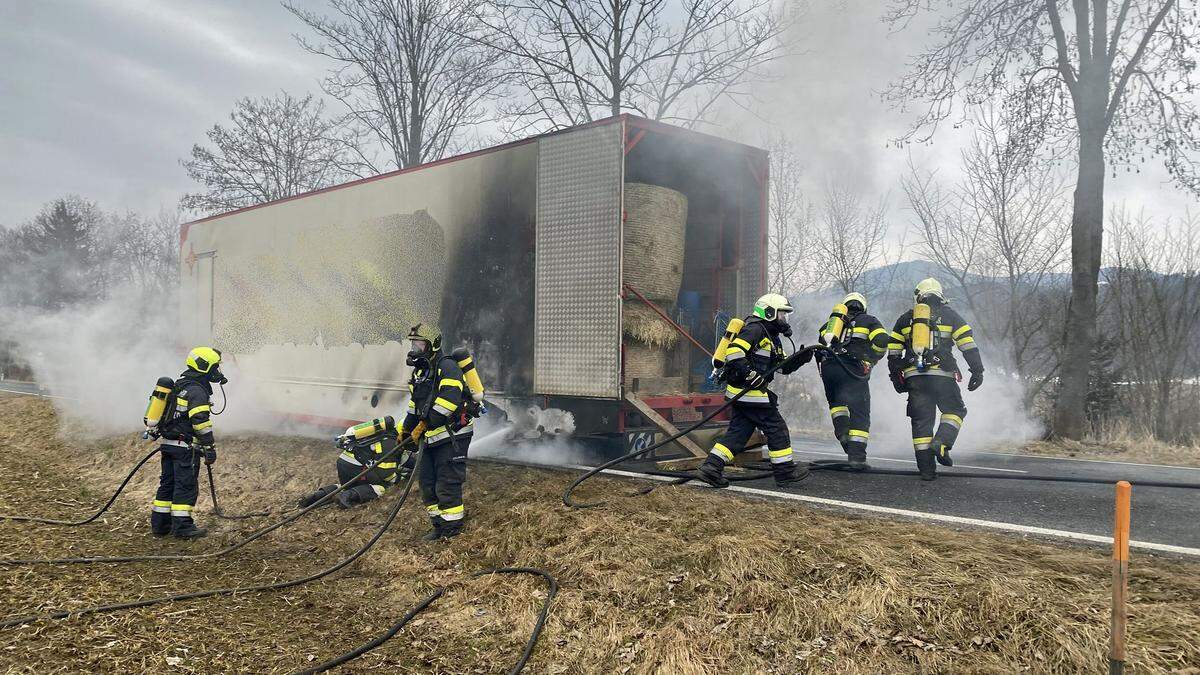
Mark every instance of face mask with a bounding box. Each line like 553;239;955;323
775;311;793;337
406;339;431;367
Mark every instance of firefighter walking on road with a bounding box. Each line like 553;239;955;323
816;292;890;470
402;325;482;540
149;347;227;539
697;294;810;489
887;279;985;481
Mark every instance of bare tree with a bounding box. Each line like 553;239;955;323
286;0;503;171
766;135;812;296
1105;206;1200;442
104;208;181;298
182;93;354;214
474;0;789;134
903;111;1070;405
812;182;889;295
884;0;1200;439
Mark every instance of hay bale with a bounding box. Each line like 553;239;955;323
622;300;680;348
623;183;687;301
624;340;668;380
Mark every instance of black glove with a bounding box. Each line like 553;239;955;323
200;445;217;466
743;370;764;388
780;347;813;374
889;369;907;394
968;370;984;391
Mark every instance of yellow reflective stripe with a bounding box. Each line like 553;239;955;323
869;327;888;339
170;503;193;512
936;324;953;332
407;400;416;411
711;443;734;462
848;429;869;438
768;447;793;458
851;326;870;336
956;336;976;346
726;385;767;397
373;442;383;453
426;504;441;515
187;405;210;417
424;425;447;437
434;397;459;411
829;406;849;416
377;462;398;469
438;378;463;390
152;499;171;507
942;414;963;425
192;420;213;431
441;505;464;515
912;436;933;444
953;324;972;338
730;337;752;351
176;397;188;407
900;326;911;335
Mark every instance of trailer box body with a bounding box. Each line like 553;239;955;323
180;115;766;446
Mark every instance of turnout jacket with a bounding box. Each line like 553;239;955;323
887;302;984;378
159;371;215;447
821;310;891;371
402;354;473;445
722;318;794;405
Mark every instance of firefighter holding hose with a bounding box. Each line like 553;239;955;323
145;347;227;539
402;325;483;540
887;278;985;480
697;294;810;489
815;292;891;470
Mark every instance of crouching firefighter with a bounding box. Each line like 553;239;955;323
887;278;985;481
816;292;890;470
297;416;418;510
403;325;484;540
142;347;228;539
698;294;811;489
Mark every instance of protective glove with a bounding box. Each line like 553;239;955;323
889;369;907;394
744;369;765;389
780;347;813;374
200;445;217;466
968;370;984;391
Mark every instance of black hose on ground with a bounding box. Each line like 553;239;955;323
0;441;414;566
0;443;426;628
296;567;558;675
562;346;820;509
0;447;162;526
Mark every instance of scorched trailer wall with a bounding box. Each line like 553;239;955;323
179;115;767;450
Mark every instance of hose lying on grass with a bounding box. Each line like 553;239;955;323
0;446;163;526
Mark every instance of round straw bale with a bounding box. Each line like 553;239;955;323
623;183;688;301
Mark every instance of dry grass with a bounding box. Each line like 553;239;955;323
623;302;681;349
1011;425;1200;468
1;395;1199;673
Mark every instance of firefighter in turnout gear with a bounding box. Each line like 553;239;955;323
698;294;810;489
150;347;227;539
297;417;417;510
816;292;890;470
402;325;478;540
887;278;985;481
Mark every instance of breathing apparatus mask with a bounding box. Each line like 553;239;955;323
405;324;440;372
774;309;793;337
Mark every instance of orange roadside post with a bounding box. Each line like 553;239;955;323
1109;480;1131;675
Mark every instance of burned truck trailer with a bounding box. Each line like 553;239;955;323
179;115;767;454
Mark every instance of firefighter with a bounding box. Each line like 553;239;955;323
402;325;477;540
150;347;226;539
887;278;985;480
297;418;417;510
816;292;890;470
697;294;810;489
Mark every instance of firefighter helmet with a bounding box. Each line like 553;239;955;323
753;293;794;322
914;278;945;303
186;347;222;374
843;292;867;313
406;324;441;367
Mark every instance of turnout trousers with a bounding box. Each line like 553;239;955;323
906;374;967;478
151;444;201;534
819;358;872;461
419;431;472;528
704;392;797;480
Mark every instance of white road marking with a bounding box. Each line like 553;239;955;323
973;451;1200;472
0;386;73;400
567;464;1200;558
790;447;1027;473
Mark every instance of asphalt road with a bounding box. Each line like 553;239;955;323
0;382;46;397
628;438;1200;555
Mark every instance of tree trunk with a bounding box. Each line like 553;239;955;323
1051;127;1106;439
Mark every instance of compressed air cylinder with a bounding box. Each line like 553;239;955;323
451;347;485;402
350;416;396;441
712;317;745;370
912;302;932;368
821;303;849;345
143;377;175;428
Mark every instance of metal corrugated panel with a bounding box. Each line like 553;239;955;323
534;122;624;397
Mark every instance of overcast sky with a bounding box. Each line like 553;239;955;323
1;0;1195;229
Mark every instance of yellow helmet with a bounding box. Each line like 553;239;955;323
843;292;867;312
186;346;222;374
914;278;945;303
753;293;793;321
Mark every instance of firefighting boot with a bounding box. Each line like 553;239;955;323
421;516;444;541
438;518;464;540
933;441;954;467
695;457;730;488
773;461;809;487
170;517;208;539
914;449;937;481
150;510;171;537
336;485;378;509
845;447;870;472
297;484;338;509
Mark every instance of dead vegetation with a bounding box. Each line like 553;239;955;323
1;394;1198;673
1010;429;1200;469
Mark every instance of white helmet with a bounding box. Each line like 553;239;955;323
914;278;945;303
753;293;794;322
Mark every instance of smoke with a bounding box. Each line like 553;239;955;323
469;405;594;467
